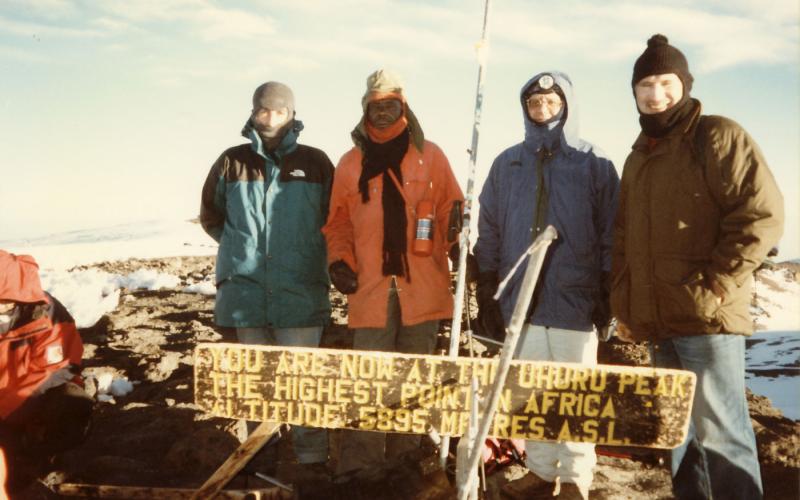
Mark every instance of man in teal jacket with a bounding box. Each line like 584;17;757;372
200;81;334;471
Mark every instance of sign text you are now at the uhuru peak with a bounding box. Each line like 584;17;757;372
194;344;695;449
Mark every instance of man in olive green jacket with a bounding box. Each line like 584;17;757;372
611;35;783;500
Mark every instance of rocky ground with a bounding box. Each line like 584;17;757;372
12;256;800;499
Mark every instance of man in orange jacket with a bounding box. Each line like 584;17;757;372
323;69;464;476
0;250;92;491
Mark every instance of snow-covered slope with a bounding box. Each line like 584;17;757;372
1;219;217;271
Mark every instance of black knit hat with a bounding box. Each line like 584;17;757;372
632;34;693;92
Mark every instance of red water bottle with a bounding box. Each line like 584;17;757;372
413;200;434;257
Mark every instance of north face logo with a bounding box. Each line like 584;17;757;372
289;169;306;178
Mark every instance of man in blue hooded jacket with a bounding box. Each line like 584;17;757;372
474;72;619;499
200;81;334;474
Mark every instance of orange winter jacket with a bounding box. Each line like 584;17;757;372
323;141;464;329
0;252;83;420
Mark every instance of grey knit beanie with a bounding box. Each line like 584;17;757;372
252;81;295;116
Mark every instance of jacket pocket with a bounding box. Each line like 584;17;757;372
554;263;596;322
559;263;595;289
653;259;720;332
281;235;328;285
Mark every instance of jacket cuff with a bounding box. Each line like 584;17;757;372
329;253;356;272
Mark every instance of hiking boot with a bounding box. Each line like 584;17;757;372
501;471;556;499
557;482;587;499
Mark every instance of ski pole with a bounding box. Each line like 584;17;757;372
456;226;558;499
441;0;493;469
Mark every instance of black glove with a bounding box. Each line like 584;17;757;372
27;382;92;456
448;244;478;283
476;271;505;341
593;271;612;340
329;260;358;295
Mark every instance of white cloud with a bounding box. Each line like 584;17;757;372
359;23;473;61
0;15;103;38
96;1;274;41
241;52;323;73
484;0;798;73
90;16;135;33
249;0;478;66
94;0;202;23
0;43;50;63
704;0;799;24
0;0;77;19
191;6;274;41
1;0;795;74
266;0;392;14
148;64;217;88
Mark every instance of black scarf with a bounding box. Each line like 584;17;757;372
639;95;697;138
358;128;411;278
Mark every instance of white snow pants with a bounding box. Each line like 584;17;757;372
514;324;599;498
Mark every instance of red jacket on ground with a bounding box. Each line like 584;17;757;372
0;251;83;419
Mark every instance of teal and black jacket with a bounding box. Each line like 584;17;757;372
200;119;334;328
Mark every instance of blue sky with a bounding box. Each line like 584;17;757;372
1;0;798;258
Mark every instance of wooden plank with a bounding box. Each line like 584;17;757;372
55;483;289;499
194;343;696;449
190;420;282;500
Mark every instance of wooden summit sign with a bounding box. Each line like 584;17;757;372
194;343;695;449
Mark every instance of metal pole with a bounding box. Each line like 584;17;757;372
441;0;493;468
456;226;558;499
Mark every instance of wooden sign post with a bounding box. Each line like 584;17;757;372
194;343;695;449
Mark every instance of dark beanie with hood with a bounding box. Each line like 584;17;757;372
632;34;697;138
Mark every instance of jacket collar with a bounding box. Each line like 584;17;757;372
631;99;702;153
242;119;303;161
351;102;425;153
0;302;49;339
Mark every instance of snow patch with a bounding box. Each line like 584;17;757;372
117;268;181;290
183;280;216;296
746;331;800;371
40;267;183;328
753;268;800;331
40;268;122;329
110;377;135;397
745;330;800;421
94;372;135;401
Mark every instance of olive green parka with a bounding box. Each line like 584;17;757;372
611;101;784;339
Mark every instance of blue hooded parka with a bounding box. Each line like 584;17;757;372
474;71;619;332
